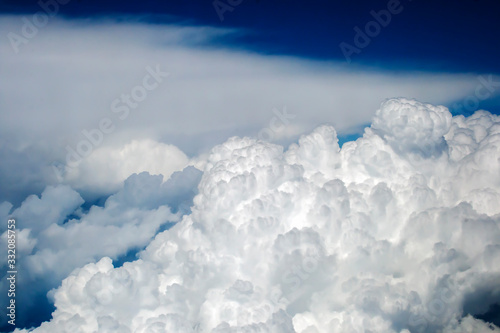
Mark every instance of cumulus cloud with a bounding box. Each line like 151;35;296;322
16;98;500;333
62;139;190;195
0;15;494;203
0;166;202;329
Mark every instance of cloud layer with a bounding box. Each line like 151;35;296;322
0;15;493;204
0;166;202;329
15;98;500;333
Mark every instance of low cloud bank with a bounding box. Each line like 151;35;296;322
0;166;202;329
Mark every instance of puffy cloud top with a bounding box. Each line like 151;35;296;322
17;99;500;333
372;98;452;158
64;139;190;195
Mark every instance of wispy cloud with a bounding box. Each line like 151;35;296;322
0;15;492;204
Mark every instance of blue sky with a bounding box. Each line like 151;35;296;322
2;0;499;74
1;1;500;332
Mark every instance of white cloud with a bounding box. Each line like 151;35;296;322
0;166;202;329
0;15;495;202
63;139;190;194
16;98;500;333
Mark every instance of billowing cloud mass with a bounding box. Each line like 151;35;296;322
0;166;202;329
15;98;500;333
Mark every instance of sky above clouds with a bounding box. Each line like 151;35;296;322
1;0;500;332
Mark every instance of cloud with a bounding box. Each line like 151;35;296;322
15;98;500;333
0;15;495;204
0;166;202;329
371;98;452;157
62;139;190;195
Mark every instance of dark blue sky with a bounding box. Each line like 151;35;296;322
2;0;500;74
